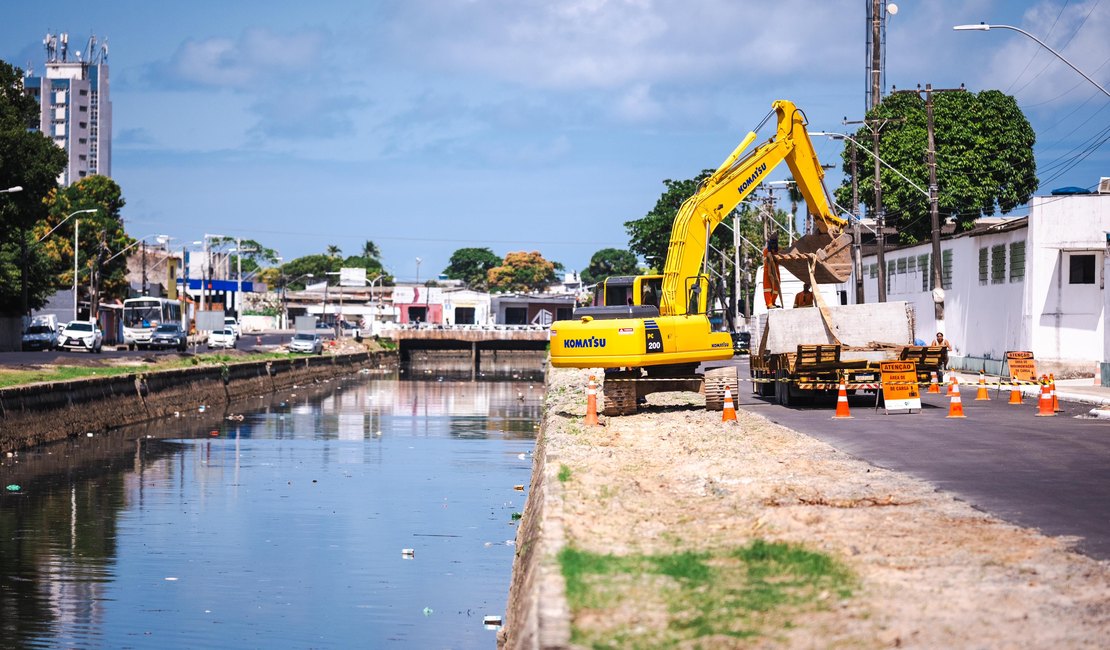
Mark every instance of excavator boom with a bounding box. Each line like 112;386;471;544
660;100;851;315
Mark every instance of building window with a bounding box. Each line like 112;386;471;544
1009;241;1025;282
454;307;476;325
941;250;953;290
869;264;877;279
896;257;907;274
918;254;930;291
990;244;1006;284
978;247;988;285
887;260;895;293
1069;254;1096;284
504;307;528;325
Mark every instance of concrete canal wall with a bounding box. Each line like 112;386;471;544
0;351;396;453
499;367;572;650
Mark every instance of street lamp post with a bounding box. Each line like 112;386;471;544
0;186;23;194
33;208;98;320
953;24;1110;98
415;257;422;286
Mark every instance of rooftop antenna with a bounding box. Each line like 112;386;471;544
60;32;68;62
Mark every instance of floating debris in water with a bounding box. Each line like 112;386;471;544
483;615;503;629
198;405;206;413
402;548;415;558
423;607;434;616
513;484;524;491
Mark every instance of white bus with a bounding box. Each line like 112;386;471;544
122;297;185;350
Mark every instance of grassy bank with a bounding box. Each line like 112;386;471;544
0;351;294;389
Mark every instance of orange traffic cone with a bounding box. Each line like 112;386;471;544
833;382;853;419
1008;379;1023;405
946;378;967;418
1050;374;1060;412
975;371;990;401
928;371;941;394
721;386;737;423
946;372;956;396
584;375;599;426
1035;382;1055;417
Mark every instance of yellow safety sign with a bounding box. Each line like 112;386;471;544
880;361;920;412
1005;351;1037;383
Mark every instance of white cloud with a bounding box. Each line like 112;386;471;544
165;27;328;90
389;0;858;90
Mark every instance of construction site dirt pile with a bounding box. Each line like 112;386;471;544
539;368;1109;648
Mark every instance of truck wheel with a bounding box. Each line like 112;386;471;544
774;369;791;406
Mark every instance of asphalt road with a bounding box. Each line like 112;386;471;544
0;331;317;366
720;358;1110;560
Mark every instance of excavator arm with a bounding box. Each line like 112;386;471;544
659;99;851;316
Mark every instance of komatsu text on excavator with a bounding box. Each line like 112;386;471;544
549;100;853;415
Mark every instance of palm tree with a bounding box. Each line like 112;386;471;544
361;240;381;260
326;244;342;258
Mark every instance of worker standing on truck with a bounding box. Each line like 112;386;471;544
793;284;815;308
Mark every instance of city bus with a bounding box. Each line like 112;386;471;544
122;297;185;350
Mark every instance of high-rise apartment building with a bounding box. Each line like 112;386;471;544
22;32;112;186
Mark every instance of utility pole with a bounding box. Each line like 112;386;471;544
141;241;147;296
869;0;883;110
893;83;965;324
844;115;902;303
849;139;864;304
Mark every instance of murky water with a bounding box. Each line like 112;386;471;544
0;362;542;649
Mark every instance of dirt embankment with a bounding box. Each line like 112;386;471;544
502;367;1110;649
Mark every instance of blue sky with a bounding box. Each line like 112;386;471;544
3;0;1107;282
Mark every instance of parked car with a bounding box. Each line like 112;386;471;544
224;317;240;338
21;324;57;351
207;328;237;350
289;332;323;355
149;323;188;352
58;320;103;353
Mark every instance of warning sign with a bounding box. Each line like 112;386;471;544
881;361;920;411
1006;351;1037;383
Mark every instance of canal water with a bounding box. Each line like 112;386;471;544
0;361;543;649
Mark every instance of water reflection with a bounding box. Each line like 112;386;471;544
0;359;541;649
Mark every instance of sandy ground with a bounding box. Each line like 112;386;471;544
542;368;1110;648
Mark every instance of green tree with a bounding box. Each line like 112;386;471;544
443;247;501;289
487;251;558;293
580;248;640;285
280;254;339;288
835;89;1037;244
0;60;68;315
624;173;734;272
37;176;132;312
326;244;342;258
205;236;279;276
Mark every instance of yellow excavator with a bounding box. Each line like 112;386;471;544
549;99;853;414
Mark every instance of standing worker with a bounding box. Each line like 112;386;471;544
793;283;815;308
931;332;954;375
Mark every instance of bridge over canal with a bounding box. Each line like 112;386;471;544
385;324;549;369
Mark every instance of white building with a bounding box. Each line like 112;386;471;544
858;186;1109;378
23;33;112;186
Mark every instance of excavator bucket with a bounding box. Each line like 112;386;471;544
773;232;854;284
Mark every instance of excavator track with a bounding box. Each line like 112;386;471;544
703;367;738;411
602;371;639;416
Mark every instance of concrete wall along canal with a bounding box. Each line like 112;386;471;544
0;351;396;453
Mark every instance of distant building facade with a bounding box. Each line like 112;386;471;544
22;33;112;186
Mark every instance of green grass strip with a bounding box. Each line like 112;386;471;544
559;539;853;648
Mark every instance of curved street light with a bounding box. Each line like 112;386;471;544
1;186;23;194
953;23;1110;98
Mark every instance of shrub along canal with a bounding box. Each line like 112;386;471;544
0;361;542;649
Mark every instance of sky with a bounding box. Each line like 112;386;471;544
3;0;1107;283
